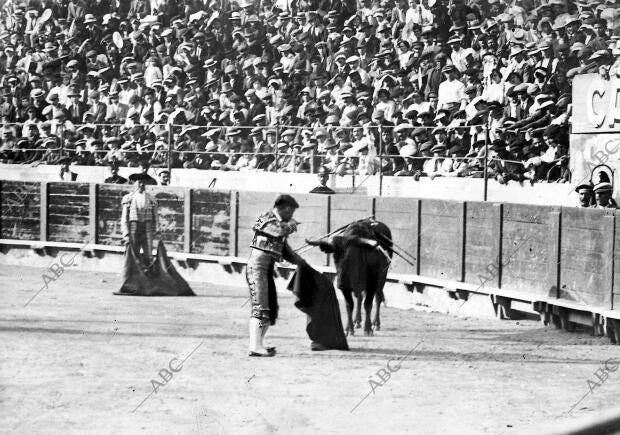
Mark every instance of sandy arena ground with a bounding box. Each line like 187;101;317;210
0;263;618;435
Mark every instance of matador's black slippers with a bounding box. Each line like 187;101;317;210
311;342;329;351
248;350;276;357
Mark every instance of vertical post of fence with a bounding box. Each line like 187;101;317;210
184;188;192;253
40;182;48;242
483;121;489;201
88;183;97;244
378;125;384;197
274;125;280;173
167;123;173;179
59;124;64;158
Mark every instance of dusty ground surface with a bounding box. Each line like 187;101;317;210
0;263;618;435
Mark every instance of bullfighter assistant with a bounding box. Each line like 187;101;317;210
246;194;306;357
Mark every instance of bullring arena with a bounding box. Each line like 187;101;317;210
1;172;620;434
2;0;620;433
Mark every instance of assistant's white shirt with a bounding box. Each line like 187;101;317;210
134;191;146;209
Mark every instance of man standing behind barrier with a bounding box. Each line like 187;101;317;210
592;182;618;209
121;174;159;266
246;194;307;357
575;183;594;208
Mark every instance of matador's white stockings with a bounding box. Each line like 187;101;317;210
249;317;269;353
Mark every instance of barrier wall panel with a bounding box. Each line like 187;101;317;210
285;194;328;266
419;199;461;281
0;180;40;240
152;187;186;253
97;185;132;245
464;202;500;287
191;190;230;256
374;197;418;274
48;182;90;242
614;210;620;310
501;204;557;296
330;196;374;232
560;208;613;309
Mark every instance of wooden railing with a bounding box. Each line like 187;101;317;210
1;179;618;313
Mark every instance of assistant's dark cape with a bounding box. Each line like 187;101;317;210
115;240;195;296
288;263;349;350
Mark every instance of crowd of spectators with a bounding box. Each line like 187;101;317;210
0;0;618;184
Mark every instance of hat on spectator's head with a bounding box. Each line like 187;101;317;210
499;13;514;23
417;110;433;118
301;142;317;151
30;89;45;99
432;127;446;136
589;50;611;62
557;94;571;109
533;66;548;78
202;128;220;139
574;182;594;193
447;36;461;45
565;15;582;27
203;58;217;69
84;14;97;24
226;128;242;137
394;123;413;133
323;138;338;150
252;113;266;124
356;111;371;123
42;105;53;116
510;28;527;45
593;182;613;193
506;71;523;82
509;46;525;57
450;21;466;32
415;140;431;154
412;127;427;137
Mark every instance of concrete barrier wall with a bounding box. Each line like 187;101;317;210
464;202;501;289
560;207;614;308
3;163;618;207
1;179;618;312
500;204;559;298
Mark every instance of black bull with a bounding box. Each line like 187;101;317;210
307;219;393;336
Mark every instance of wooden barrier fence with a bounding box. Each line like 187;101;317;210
1;180;618;315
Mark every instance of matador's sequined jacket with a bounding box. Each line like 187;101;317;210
250;210;304;264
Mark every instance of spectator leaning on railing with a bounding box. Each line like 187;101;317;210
0;0;617;185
